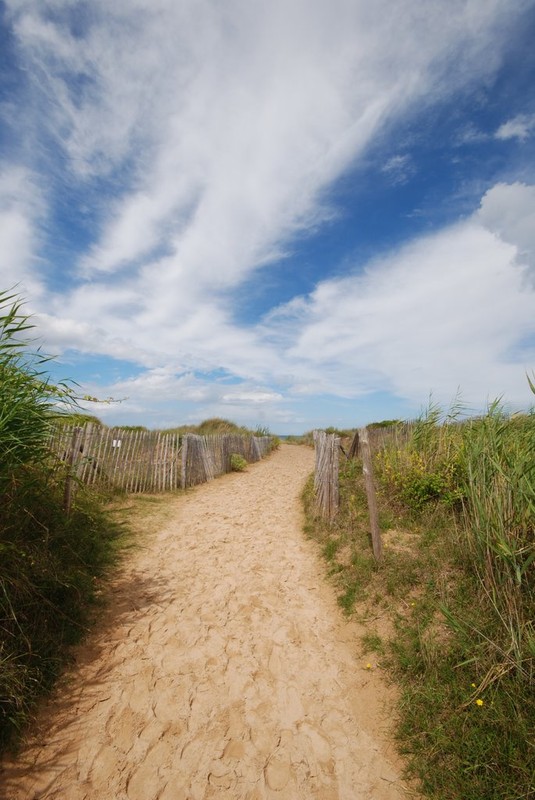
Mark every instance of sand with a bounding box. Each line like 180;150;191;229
0;444;410;800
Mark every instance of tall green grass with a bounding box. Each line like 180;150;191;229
377;401;535;799
459;406;534;681
304;398;534;799
0;290;126;751
0;291;57;495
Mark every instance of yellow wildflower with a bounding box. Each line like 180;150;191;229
475;698;484;707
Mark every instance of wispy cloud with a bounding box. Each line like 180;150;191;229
381;154;414;185
454;123;490;146
495;113;535;142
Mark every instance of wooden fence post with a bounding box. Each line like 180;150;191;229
359;427;383;562
63;426;83;515
181;434;188;489
348;430;360;459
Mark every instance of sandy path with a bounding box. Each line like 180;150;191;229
1;444;408;800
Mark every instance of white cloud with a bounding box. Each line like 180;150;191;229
267;183;535;407
495;114;535;142
0;166;45;298
478;182;535;279
221;391;283;405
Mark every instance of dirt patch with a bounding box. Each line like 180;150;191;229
0;445;411;800
382;528;420;554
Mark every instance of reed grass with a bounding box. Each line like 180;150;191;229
458;406;534;686
305;398;535;799
0;290;127;751
378;401;534;798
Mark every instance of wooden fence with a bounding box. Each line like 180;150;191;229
49;424;273;497
313;430;340;520
181;433;272;488
313;426;407;560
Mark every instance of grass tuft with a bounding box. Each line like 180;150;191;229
229;453;248;472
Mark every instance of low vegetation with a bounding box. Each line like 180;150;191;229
304;400;534;800
160;417;259;436
229;453;248;472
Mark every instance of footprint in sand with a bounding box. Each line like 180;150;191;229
264;751;292;791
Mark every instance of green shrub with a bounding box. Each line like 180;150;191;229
196;418;249;436
229;453;248;472
375;405;465;511
324;426;354;438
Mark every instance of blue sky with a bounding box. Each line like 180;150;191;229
1;0;535;433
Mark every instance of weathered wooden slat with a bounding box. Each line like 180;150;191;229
359;427;383;562
122;428;135;492
63;426;85;514
130;430;141;493
313;430;340;520
141;431;151;493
